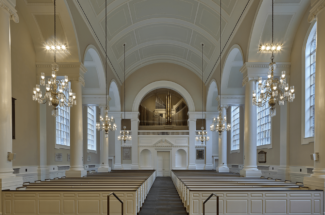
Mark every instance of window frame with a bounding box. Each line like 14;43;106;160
230;106;240;153
87;106;97;153
55;82;71;149
256;81;272;149
301;21;317;145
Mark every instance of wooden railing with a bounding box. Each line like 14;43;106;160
107;192;123;215
203;193;219;215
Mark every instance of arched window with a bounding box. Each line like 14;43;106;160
231;106;240;151
87;106;97;151
304;23;317;138
256;81;271;147
56;83;70;147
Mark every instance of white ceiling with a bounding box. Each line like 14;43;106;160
76;0;251;82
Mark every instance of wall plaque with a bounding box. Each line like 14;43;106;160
122;147;132;160
258;151;267;163
196;149;204;160
55;153;62;162
87;155;91;162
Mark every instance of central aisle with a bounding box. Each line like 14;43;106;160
139;177;187;215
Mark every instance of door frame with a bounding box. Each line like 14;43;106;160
156;149;172;176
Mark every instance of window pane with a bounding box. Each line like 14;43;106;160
56;83;71;146
231;106;240;150
87;106;97;151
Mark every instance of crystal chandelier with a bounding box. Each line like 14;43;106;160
118;44;132;143
32;0;76;117
96;0;117;138
210;0;231;135
195;44;209;144
252;0;295;117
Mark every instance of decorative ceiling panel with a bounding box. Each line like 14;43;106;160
211;0;237;15
100;4;132;41
90;0;114;15
129;0;198;23
187;50;207;71
195;4;226;41
139;44;188;59
190;31;215;59
119;51;141;70
135;24;192;44
261;15;293;44
112;31;138;59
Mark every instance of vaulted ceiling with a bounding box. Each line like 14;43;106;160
75;0;251;82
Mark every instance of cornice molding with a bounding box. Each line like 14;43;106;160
308;0;325;22
0;0;19;23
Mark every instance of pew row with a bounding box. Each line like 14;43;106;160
2;170;156;215
172;171;324;215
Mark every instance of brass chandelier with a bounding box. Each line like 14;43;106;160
118;44;132;143
252;0;295;116
32;0;76;117
210;0;231;135
96;0;117;137
195;44;209;144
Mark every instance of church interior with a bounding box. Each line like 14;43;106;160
0;0;324;214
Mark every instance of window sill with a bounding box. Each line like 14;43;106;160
87;149;97;154
230;149;240;154
257;144;272;150
302;137;314;145
55;144;70;150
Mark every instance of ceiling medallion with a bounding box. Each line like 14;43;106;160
96;0;117;137
32;0;76;117
252;0;295;116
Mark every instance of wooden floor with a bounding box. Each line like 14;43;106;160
139;177;187;215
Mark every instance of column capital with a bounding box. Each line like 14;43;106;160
218;95;245;106
188;112;203;121
108;112;122;119
205;112;219;119
308;0;325;22
240;62;291;86
0;0;19;23
36;62;87;87
82;95;110;105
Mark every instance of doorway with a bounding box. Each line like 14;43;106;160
156;151;170;177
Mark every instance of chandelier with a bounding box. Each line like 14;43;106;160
32;0;76;117
118;44;132;143
252;0;295;116
210;0;231;135
195;44;209;144
96;0;117;137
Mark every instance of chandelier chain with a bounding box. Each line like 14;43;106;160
54;0;56;63
105;0;108;109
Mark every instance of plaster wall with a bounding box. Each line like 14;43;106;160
123;63;206;112
11;8;38;167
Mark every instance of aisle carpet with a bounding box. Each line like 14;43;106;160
139;177;188;215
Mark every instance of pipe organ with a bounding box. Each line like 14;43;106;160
166;92;172;125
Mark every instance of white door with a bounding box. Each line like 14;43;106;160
157;151;170;177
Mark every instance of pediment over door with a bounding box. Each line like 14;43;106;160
153;139;174;147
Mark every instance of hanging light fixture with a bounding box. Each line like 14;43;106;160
252;0;295;116
210;0;231;135
32;0;76;117
118;44;132;143
96;0;117;137
195;44;209;144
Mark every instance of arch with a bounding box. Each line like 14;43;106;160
221;44;244;95
108;79;121;112
132;81;195;112
82;45;106;96
140;149;152;168
206;79;219;112
175;149;187;168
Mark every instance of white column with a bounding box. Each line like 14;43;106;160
216;107;229;172
278;101;290;180
0;2;22;190
114;114;122;169
240;80;261;177
65;80;86;177
37;104;48;180
188;114;196;169
304;5;325;189
131;113;139;169
98;107;110;172
205;113;215;170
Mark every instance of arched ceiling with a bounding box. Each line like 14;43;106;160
248;0;309;62
74;0;252;82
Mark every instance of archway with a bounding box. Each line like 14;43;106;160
140;149;152;169
206;79;218;112
109;80;121;112
132;81;195;112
